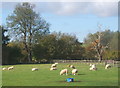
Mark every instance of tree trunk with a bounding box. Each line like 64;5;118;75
98;55;102;63
23;32;32;63
28;51;32;63
28;16;32;63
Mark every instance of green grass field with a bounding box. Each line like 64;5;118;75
2;63;118;86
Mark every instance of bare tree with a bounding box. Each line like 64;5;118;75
91;25;108;62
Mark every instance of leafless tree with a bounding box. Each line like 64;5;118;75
91;25;108;62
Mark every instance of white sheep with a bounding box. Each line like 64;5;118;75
60;69;68;75
51;63;58;68
32;68;38;71
54;63;58;65
72;69;78;75
89;67;93;70
8;66;14;70
92;64;96;68
51;64;56;68
68;65;75;69
89;63;92;67
89;64;97;71
2;67;7;71
105;64;111;69
50;67;57;71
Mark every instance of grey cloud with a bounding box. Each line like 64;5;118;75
2;2;118;17
33;2;118;17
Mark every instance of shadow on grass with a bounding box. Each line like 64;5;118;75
78;74;86;75
68;73;85;75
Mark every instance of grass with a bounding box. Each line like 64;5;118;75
2;63;118;86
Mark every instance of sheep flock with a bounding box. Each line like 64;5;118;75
2;62;113;77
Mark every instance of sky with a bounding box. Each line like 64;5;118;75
0;0;118;42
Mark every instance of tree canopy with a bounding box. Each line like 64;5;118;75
7;2;50;62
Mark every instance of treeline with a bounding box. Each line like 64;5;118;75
2;27;85;64
1;2;119;64
2;25;119;64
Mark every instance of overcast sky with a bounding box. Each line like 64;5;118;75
0;0;118;42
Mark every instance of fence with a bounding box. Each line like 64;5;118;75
52;59;120;67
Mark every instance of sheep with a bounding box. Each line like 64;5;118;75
8;66;14;70
92;64;96;68
89;67;93;70
54;63;58;65
2;67;7;71
32;68;38;71
51;63;58;68
105;64;111;69
51;64;56;68
89;64;97;71
68;65;75;69
89;63;92;67
72;69;78;75
60;69;68;75
50;67;57;71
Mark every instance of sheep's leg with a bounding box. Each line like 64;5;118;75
66;72;68;75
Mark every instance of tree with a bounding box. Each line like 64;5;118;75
84;45;96;60
7;2;50;62
1;25;23;64
1;25;10;64
32;32;85;62
7;43;23;64
103;50;118;60
84;25;110;62
1;26;9;45
84;29;119;61
33;33;57;61
102;31;119;60
110;31;118;51
91;31;109;62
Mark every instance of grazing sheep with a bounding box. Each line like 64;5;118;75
60;69;68;75
50;67;57;71
105;64;111;69
68;65;75;69
8;66;14;70
72;69;78;75
2;67;7;71
89;63;92;67
89;64;97;71
92;64;96;68
32;68;38;71
51;64;56;68
89;67;93;70
51;63;58;68
54;63;58;65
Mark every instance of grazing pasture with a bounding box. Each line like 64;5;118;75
2;63;118;86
